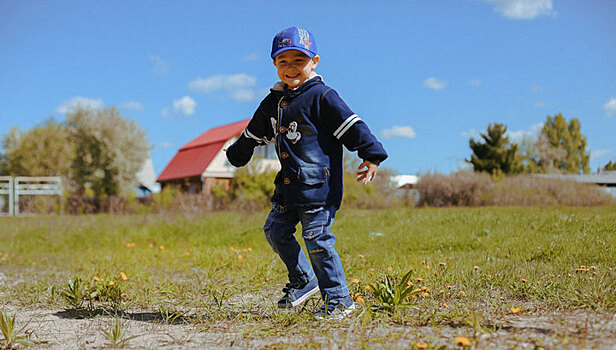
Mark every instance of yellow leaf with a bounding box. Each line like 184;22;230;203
416;343;428;349
511;307;520;313
351;278;360;283
120;272;128;281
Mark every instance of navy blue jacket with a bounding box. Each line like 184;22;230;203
226;76;387;209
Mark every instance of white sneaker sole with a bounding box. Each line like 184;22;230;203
314;302;357;320
289;285;320;307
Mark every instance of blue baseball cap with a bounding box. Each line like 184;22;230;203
271;26;317;59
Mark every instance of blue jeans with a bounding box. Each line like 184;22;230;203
263;204;349;301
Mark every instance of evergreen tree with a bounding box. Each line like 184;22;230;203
468;123;522;175
603;161;616;171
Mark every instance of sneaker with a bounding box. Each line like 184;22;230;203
314;298;357;320
277;278;320;308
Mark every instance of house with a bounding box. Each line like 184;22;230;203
391;174;420;205
157;119;279;193
534;170;616;198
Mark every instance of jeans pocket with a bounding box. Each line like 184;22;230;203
301;208;331;257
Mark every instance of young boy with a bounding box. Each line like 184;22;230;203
226;26;387;318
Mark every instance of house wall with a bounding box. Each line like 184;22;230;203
202;137;240;179
159;176;202;194
202;138;281;179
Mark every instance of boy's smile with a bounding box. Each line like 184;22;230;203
273;50;319;89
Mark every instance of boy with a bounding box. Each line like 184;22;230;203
226;26;387;318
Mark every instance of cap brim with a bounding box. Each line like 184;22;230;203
271;47;315;59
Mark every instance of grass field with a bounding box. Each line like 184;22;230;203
1;206;616;348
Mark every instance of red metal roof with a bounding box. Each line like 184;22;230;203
157;119;249;182
181;119;250;151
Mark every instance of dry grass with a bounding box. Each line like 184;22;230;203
416;171;615;207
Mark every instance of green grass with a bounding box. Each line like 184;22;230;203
1;206;615;347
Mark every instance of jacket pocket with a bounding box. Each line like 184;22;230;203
297;166;328;185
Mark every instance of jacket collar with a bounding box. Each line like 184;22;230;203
270;72;322;94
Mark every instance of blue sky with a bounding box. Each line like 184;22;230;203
1;0;615;177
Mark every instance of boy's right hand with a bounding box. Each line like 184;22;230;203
357;160;379;185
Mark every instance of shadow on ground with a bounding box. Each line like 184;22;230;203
53;308;196;325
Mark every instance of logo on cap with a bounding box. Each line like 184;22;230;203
281;38;292;47
297;28;312;50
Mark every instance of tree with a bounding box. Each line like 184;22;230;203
468;123;522;175
1;119;75;178
66;106;150;197
519;133;567;174
604;161;616;171
538;113;589;174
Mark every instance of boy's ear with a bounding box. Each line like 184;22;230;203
312;55;320;67
272;59;277;67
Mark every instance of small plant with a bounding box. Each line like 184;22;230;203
370;269;420;313
60;277;90;309
0;309;33;349
157;306;186;324
100;319;138;347
97;282;123;310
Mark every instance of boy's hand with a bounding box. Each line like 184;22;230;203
357;160;379;185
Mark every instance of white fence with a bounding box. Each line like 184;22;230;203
0;176;62;216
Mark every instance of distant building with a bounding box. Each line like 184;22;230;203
533;170;616;198
391;174;420;205
157;119;279;194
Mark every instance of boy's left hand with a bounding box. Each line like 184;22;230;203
357;160;379;185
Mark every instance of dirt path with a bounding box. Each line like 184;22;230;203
3;304;616;349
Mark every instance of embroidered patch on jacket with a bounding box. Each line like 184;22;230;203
270;117;278;136
285;121;301;144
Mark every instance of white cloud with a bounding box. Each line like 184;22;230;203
56;96;104;114
462;123;543;143
172;96;196;116
188;74;258;102
243;53;260;61
159;141;174;148
604;98;616;117
485;0;554;20
380;126;417;139
506;123;543;144
188;74;256;93
467;79;482;87
423;77;448;91
231;89;255;102
120;101;144;111
149;54;170;76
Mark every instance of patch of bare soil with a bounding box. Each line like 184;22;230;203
3;304;616;349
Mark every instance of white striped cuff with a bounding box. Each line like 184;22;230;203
333;114;361;139
243;129;264;144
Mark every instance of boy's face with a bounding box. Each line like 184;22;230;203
273;50;320;89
